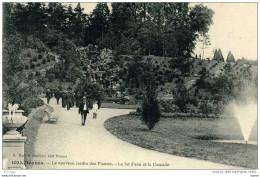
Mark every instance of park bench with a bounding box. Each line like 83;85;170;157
44;108;59;122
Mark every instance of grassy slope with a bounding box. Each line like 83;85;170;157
104;115;257;169
20;48;59;75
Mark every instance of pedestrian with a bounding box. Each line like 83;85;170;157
50;88;54;98
71;92;75;107
46;89;52;104
61;90;67;108
66;90;73;111
54;88;61;105
78;96;89;126
97;98;101;109
75;92;81;107
92;100;98;119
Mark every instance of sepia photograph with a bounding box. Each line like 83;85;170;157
1;1;258;175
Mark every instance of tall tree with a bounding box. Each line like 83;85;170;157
3;3;15;37
88;3;110;45
226;51;235;63
73;3;88;46
218;49;224;62
111;3;215;57
213;49;219;61
46;3;67;31
12;3;47;36
213;48;224;62
199;34;211;59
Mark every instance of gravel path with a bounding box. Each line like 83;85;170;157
31;98;239;169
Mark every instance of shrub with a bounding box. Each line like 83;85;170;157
141;95;161;130
47;58;51;62
185;103;199;114
198;100;214;115
38;54;43;59
42;58;46;64
46;73;55;82
126;97;138;105
135;90;144;100
212;101;224;115
17;63;24;71
159;100;179;113
36;62;41;67
141;74;161;130
30;63;35;68
24;65;29;70
20;97;44;116
25;51;32;58
35;71;41;77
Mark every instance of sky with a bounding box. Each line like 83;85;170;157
66;2;257;60
193;3;257;60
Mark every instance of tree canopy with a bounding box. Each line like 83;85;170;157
213;48;224;62
4;2;214;58
226;51;235;63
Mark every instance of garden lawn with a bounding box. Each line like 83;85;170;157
104;115;257;169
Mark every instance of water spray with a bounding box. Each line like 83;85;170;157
232;101;257;145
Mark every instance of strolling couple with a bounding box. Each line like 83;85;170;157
78;96;99;126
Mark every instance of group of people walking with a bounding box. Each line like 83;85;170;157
46;88;101;126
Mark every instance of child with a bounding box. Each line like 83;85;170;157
92;100;98;119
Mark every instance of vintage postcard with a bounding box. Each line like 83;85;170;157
1;1;258;176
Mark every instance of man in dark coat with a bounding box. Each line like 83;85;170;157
97;99;101;109
66;90;74;110
54;88;61;105
46;89;52;104
50;88;54;97
61;90;67;108
71;92;75;107
75;92;81;107
78;96;89;126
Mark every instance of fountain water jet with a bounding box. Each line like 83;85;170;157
232;102;257;143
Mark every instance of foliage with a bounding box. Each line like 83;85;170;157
198;100;214;116
213;48;224;62
76;79;105;101
169;57;192;77
185;103;199;114
158;100;179;113
88;3;110;45
5;2;214;57
20;98;44;116
141;73;161;130
3;2;255;119
102;3;214;57
172;81;197;112
226;51;235;63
